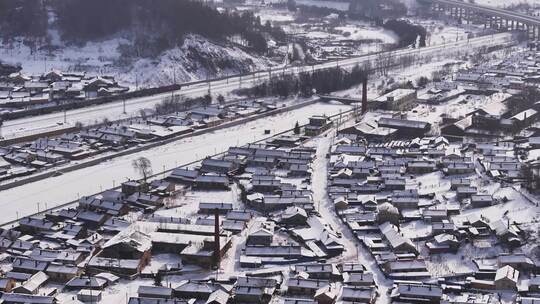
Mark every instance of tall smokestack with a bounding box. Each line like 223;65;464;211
213;209;221;269
362;77;368;114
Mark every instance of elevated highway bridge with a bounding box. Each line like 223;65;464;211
422;0;540;40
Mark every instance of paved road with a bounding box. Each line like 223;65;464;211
1;32;514;140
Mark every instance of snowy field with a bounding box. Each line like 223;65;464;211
0;102;351;225
334;25;398;44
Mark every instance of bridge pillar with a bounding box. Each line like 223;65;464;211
505;19;509;31
528;25;537;41
511;20;515;30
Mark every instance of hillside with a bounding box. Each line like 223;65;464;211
0;0;284;87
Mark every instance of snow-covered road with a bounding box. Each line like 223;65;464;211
1;32;514;140
0;102;350;225
309;130;393;304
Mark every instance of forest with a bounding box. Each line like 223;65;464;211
237;65;369;98
383;19;427;47
0;0;286;55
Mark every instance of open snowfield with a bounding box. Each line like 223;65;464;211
334;25;398;43
425;22;481;46
0;102;351;225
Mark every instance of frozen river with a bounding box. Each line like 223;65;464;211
0;102;351;224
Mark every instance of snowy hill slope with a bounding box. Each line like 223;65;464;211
0;33;274;89
119;35;274;88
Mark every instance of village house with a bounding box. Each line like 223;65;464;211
494;265;519;290
46;264;81;282
392;283;443;303
194;175;230;190
305;115;333;136
65;276;108;291
13;271;48;295
286;278;330;297
470;194;493;208
128;298;190;304
341;286;377;303
343;272;375;287
173;280;223;299
234;276;277;304
77;289;103;303
1;293;56;304
378;117;431;138
167;168;199;184
200;158;240;175
379;223;419;255
138;286;173;299
293;263;341;280
375;89;417;111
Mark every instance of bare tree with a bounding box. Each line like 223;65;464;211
132;157;152;182
139;109;148;120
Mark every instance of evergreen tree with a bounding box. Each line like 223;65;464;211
293;121;300;134
154;271;163;286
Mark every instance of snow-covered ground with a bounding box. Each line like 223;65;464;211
4;32;513;141
1;34;272;89
406;93;510;127
474;0;539;8
334;25;398;43
0;102;351;225
119;35;272;88
305;127;394;303
295;0;350;11
408;18;485;47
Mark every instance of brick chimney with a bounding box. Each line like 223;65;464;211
213;209;221;269
362;77;368;114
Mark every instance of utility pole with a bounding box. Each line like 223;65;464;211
63;109;67;124
123;99;126;114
